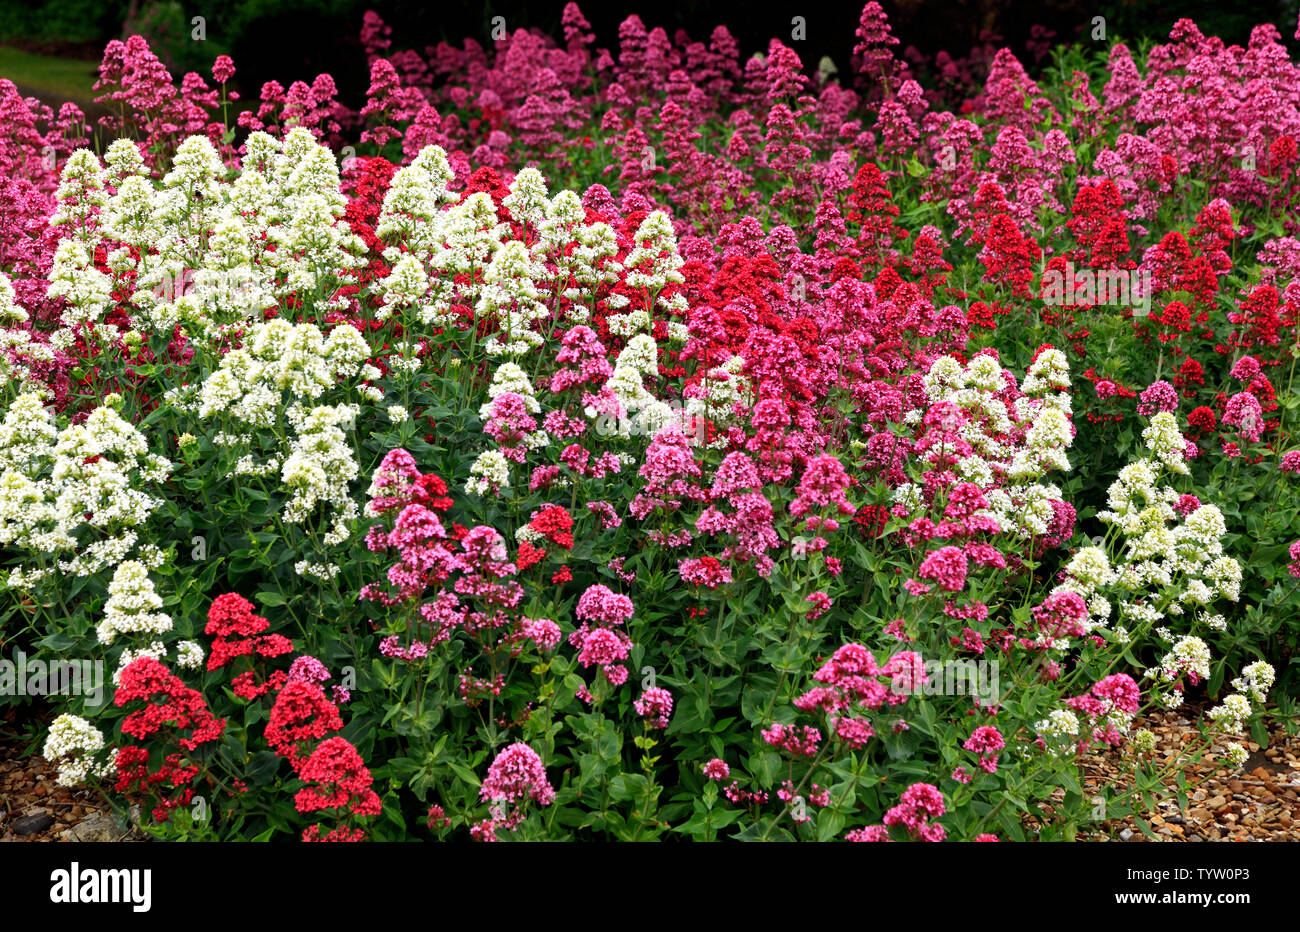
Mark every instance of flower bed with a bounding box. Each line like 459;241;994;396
0;3;1298;842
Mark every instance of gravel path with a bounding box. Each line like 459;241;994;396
1082;706;1300;842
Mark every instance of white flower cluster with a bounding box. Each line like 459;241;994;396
1069;416;1241;640
51;131;366;347
538;191;620;324
43;714;114;787
280;403;361;539
376;143;461;258
603;334;678;440
197;318;369;556
199;318;372;419
478;240;550;358
1141;634;1215;709
1206;693;1253;734
1204;660;1275;747
617;210;688;323
0;272;55;394
1051;546;1117;631
1221;743;1250;769
96;560;172;645
466;449;511;497
1232;660;1275;704
372;150;697;495
0;394;172;579
1033;708;1081;755
915;353;1073;538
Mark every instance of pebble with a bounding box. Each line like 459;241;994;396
12;811;53;835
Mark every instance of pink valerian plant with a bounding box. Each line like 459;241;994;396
361;503;459;607
479;742;556;832
789;454;856;523
1029;591;1089;646
912;545;969;594
1136;380;1179;416
358;58;427;147
1221;391;1264;443
1174;493;1202;517
1066;673;1142;749
871;782;946;841
761;723;822;758
962;725;1006;773
703;758;730;781
288;655;350;705
805;591;832;619
779;642;934;755
633;687;674;728
569;584;635;686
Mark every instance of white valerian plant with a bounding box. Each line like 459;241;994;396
1200;660;1275;769
683;356;754;447
0;272;54;395
96;560;172;645
478;240;549;358
910;352;1074;540
196;317;370;576
0;392;172;582
43;714;115;787
45;130;369;346
1062;411;1240;647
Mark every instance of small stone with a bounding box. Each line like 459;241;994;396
12;811;53;835
59;811;122;843
1207;795;1227;809
1120;828;1133;841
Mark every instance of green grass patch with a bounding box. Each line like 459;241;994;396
0;45;97;102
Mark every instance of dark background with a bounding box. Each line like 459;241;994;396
2;0;1298;106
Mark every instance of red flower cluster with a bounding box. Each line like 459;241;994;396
265;680;345;768
205;593;294;696
528;504;575;549
112;657;227;823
